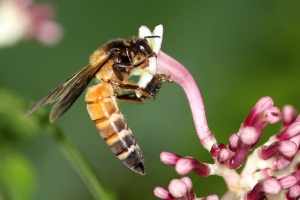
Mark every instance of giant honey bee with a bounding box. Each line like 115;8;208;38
25;37;170;175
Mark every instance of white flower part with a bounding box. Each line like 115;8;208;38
0;0;62;47
137;71;153;88
151;25;163;54
139;24;163;55
134;24;163;97
0;0;30;47
139;26;152;39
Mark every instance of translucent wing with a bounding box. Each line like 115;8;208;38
25;53;111;122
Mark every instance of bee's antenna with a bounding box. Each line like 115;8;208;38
144;36;161;39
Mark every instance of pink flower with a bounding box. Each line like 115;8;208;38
0;0;62;47
154;41;300;199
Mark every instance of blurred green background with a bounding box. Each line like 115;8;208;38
1;1;300;199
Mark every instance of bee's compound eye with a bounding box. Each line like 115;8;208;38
139;45;145;52
129;38;153;56
139;42;152;55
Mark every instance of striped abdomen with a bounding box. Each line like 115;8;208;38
85;82;144;175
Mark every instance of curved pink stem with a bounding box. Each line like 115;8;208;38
157;51;216;150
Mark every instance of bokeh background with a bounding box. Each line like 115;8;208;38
1;1;300;199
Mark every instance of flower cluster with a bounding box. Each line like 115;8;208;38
150;25;300;200
0;0;62;48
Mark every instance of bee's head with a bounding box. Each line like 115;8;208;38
129;37;156;57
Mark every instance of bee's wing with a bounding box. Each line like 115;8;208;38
25;53;111;122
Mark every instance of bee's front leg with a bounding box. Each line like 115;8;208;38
138;74;172;99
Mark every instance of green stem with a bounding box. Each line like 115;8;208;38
42;120;116;200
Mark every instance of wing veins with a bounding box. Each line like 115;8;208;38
49;65;100;122
25;52;111;122
25;66;89;116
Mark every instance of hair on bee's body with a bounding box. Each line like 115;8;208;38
25;36;169;175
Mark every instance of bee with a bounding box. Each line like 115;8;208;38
25;37;170;175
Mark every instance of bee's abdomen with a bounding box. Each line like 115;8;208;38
85;83;144;175
94;113;144;174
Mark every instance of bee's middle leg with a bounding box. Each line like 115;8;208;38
109;80;154;99
116;93;144;103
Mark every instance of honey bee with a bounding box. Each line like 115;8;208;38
25;37;170;175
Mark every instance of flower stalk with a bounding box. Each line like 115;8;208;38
37;113;115;200
157;51;216;150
